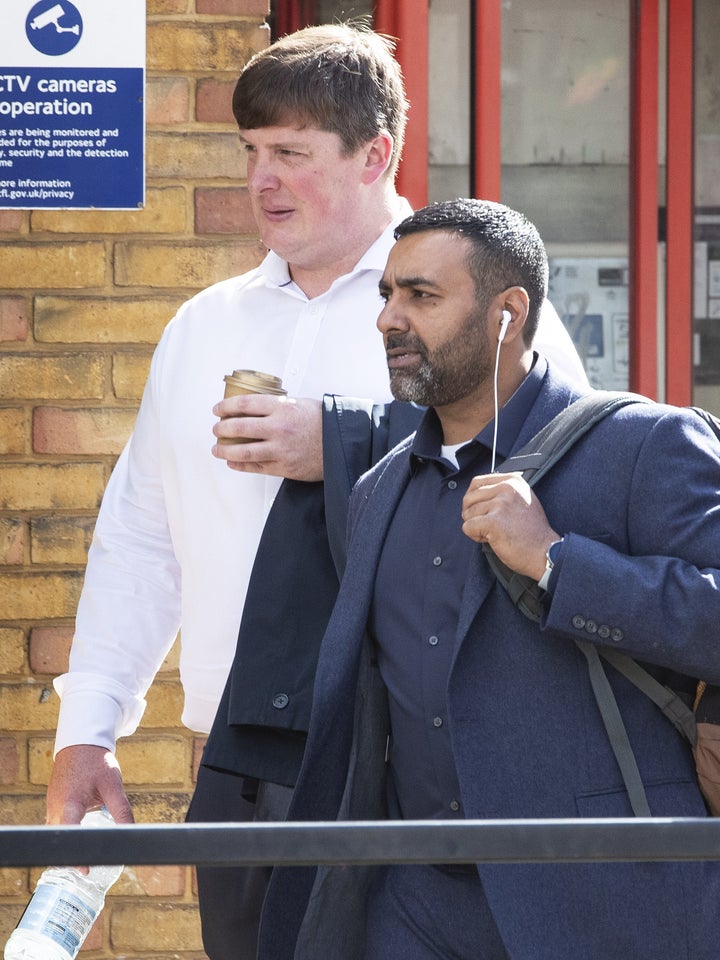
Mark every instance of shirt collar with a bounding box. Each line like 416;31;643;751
255;197;414;292
411;353;547;469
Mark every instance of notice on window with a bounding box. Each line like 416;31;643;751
0;0;145;209
548;258;629;391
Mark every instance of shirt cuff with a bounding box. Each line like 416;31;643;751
52;672;146;756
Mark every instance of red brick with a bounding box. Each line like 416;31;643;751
196;78;236;124
0;210;25;232
0;297;29;341
147;77;191;125
79;912;103;951
33;407;137;456
29;626;74;675
194;187;257;235
196;0;269;13
0;738;19;785
117;865;186;897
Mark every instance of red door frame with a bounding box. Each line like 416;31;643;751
374;0;429;210
630;0;660;397
379;0;696;402
471;0;502;202
632;0;695;403
664;0;694;404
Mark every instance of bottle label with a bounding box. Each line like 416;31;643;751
16;881;97;957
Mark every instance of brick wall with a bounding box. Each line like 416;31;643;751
0;1;270;956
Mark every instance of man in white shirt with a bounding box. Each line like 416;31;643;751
45;22;587;960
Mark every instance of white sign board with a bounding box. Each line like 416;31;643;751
0;0;145;209
548;258;630;391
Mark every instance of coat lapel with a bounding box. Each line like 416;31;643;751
454;367;584;649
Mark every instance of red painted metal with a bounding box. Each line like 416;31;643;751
374;0;429;208
665;0;694;404
472;0;502;202
629;0;660;397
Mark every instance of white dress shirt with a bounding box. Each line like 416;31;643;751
53;201;587;753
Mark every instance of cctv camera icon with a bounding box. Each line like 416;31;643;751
30;3;80;34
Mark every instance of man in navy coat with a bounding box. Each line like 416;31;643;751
258;198;720;959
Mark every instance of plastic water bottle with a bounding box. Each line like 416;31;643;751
4;808;123;960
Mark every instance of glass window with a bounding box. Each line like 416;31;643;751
693;0;720;412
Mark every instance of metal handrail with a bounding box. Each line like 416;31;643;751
2;818;720;868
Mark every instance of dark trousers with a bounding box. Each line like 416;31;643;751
186;763;293;960
365;864;509;960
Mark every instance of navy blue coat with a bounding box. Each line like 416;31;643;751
259;363;720;960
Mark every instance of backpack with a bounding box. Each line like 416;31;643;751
483;391;720;817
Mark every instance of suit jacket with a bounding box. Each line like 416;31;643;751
259;363;720;960
201;397;423;786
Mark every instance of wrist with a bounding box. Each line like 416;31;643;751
538;537;564;591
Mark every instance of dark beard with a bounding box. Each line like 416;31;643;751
387;310;493;407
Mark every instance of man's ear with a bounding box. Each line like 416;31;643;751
494;286;530;345
361;132;394;185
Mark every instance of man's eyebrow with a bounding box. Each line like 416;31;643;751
391;275;441;290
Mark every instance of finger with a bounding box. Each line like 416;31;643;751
213;393;286;418
213;437;274;461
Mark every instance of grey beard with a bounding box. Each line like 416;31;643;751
390;361;460;407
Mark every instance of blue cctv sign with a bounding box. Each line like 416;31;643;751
0;0;145;209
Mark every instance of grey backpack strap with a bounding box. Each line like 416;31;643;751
499;390;649;485
482;390;668;816
597;647;697;746
576;639;652;817
482;391;648;621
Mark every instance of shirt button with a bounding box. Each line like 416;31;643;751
428;635;439;646
432;716;443;728
448;480;458;490
433;556;442;566
272;694;289;709
449;800;460;812
572;615;586;630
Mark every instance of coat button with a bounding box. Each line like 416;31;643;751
585;620;598;634
432;716;443;727
610;628;624;642
572;615;586;630
598;625;611;639
448;480;458;490
272;694;289;709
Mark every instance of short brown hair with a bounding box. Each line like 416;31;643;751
232;23;408;177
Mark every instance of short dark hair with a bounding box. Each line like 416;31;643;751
232;23;408;177
394;198;549;343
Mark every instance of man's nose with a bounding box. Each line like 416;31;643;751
247;155;280;193
377;296;409;333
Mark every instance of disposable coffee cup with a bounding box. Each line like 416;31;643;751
218;369;287;444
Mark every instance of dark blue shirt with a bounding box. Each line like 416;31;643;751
369;356;546;820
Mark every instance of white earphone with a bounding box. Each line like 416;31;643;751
498;309;512;343
491;310;512;471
